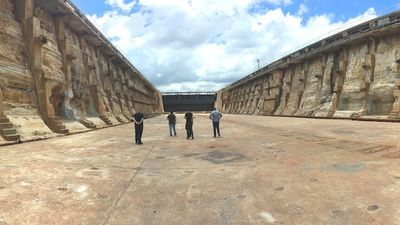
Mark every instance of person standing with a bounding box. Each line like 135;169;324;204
132;111;144;144
184;109;194;139
209;108;222;137
167;111;177;136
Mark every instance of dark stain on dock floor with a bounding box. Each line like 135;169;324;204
198;150;246;164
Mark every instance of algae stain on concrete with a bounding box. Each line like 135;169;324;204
329;162;365;172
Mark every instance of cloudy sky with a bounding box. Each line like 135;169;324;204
71;0;400;92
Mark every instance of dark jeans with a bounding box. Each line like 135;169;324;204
135;124;143;143
213;121;220;137
185;123;193;139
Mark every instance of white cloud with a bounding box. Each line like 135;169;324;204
158;81;225;92
105;0;137;11
267;0;292;5
297;3;308;15
88;1;377;92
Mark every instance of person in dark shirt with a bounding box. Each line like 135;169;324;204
167;111;177;136
184;109;194;139
132;111;144;144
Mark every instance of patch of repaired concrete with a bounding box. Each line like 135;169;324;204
367;205;379;211
96;193;109;200
236;194;246;199
274;187;285;192
57;187;68;192
197;150;246;164
183;153;202;157
331;129;355;134
329;163;365;172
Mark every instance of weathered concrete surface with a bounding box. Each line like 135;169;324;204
1;114;400;225
0;0;163;144
218;10;400;121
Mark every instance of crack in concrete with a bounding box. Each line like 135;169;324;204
102;135;162;225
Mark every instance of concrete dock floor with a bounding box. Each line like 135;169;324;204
1;114;400;225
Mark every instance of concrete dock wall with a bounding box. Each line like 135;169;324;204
0;0;163;142
218;10;400;120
